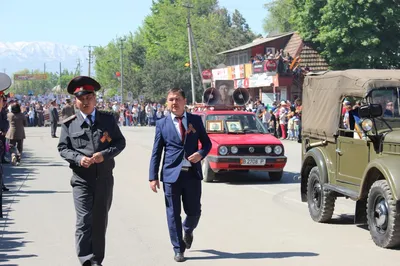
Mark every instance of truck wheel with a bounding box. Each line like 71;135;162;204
269;171;283;181
202;159;215;183
307;166;335;222
367;180;400;248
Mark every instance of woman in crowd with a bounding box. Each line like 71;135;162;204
6;103;27;166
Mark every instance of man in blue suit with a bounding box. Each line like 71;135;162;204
149;88;212;262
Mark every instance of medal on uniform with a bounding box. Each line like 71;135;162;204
100;132;112;143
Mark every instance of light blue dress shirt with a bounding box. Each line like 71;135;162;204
80;109;96;125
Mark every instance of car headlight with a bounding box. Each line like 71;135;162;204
361;119;373;132
274;146;283;155
265;146;272;154
231;146;238;154
219;146;228;155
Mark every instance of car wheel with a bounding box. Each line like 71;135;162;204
202;159;215;183
269;171;283;181
367;180;400;248
307;166;335;222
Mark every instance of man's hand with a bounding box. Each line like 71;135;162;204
80;156;93;168
150;180;160;193
91;152;104;163
188;152;203;163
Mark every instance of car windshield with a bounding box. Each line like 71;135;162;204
369;87;400;130
205;113;267;133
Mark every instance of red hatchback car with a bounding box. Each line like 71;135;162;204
194;109;287;182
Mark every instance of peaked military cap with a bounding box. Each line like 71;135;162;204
0;73;12;96
67;76;101;97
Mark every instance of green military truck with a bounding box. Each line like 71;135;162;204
300;70;400;248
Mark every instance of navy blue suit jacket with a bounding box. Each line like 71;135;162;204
149;112;212;183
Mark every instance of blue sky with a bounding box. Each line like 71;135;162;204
0;0;267;47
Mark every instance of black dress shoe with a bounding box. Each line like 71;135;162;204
2;186;9;192
174;252;186;262
82;260;91;266
183;233;193;249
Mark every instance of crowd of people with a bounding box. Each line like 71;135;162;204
250;48;294;74
252;98;302;141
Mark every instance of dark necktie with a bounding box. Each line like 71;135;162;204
176;116;185;143
87;114;93;127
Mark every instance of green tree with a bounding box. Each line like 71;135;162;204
263;0;295;34
314;0;400;69
264;0;400;69
94;0;257;102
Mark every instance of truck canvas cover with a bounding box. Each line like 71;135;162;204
302;69;400;142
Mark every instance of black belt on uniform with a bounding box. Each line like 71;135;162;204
181;166;192;172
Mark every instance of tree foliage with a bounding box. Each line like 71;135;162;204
263;0;295;34
264;0;400;69
93;0;257;103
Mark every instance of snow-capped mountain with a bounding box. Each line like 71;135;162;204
0;41;89;75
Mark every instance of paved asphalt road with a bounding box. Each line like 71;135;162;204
0;127;399;266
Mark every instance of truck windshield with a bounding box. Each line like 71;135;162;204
369;87;400;130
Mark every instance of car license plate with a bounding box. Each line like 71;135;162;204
241;158;266;166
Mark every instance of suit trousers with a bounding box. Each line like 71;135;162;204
51;122;57;137
163;169;202;253
0;135;5;161
72;174;114;265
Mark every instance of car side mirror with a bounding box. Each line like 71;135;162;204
359;104;382;118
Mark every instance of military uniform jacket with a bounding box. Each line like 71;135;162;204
61;105;75;120
57;110;126;181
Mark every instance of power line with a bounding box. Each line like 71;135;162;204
84;45;97;77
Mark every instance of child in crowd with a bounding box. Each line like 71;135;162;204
287;112;295;140
294;113;300;140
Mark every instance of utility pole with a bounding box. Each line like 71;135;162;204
183;2;206;104
190;25;206;91
44;63;46;74
183;3;196;104
2;68;6;73
75;59;82;76
118;37;126;103
84;45;97;77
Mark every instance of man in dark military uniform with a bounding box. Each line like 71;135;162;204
49;99;59;137
57;76;126;266
0;73;11;216
61;98;75;120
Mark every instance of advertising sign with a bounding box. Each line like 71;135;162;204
230;65;245;80
252;62;265;74
234;79;249;89
249;73;273;88
202;69;213;83
212;68;229;80
14;74;48;80
265;60;277;72
244;64;252;78
202;69;212;80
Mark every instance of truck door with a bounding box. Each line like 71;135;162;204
336;131;369;190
